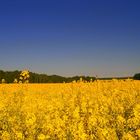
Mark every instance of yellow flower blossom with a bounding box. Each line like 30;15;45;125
0;79;140;139
37;134;46;140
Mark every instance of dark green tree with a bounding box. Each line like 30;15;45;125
133;73;140;80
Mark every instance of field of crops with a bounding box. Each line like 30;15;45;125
0;80;140;140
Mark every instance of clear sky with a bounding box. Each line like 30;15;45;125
0;0;140;77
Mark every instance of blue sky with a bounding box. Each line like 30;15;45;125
0;0;140;77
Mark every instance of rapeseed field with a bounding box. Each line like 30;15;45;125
0;79;140;139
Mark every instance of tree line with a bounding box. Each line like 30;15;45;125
133;73;140;80
0;70;96;83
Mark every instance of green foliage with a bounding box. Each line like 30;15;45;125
0;70;96;83
0;70;19;83
133;73;140;80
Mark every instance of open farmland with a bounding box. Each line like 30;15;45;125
0;80;140;140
